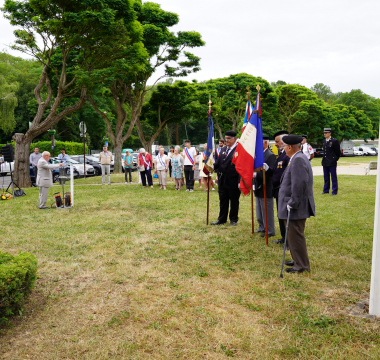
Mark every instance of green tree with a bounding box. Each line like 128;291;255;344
275;84;319;133
0;75;18;134
2;0;143;187
310;83;334;104
334;89;380;126
137;81;196;151
88;1;204;172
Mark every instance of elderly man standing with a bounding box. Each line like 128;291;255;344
253;135;276;237
29;146;42;180
99;145;112;185
272;130;290;245
212;130;240;226
278;135;315;273
37;151;63;209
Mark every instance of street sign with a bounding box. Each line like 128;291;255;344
79;121;87;134
80;133;86;138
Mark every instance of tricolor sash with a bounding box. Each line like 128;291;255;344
202;152;206;160
158;154;166;169
142;154;150;170
184;147;194;165
216;148;220;157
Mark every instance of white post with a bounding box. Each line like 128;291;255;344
369;144;380;316
70;164;74;207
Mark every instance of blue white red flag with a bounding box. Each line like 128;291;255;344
203;113;214;175
242;100;254;134
232;93;264;195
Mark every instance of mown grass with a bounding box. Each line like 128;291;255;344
0;174;379;359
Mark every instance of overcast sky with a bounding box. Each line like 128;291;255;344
1;0;379;98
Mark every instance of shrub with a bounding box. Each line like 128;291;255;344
0;251;38;323
31;141;88;155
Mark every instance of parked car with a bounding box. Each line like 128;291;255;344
340;140;354;157
30;164;79;185
70;155;102;176
360;146;377;156
314;148;324;157
51;157;95;177
353;147;364;156
0;161;14;176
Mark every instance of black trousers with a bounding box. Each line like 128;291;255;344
141;169;153;187
275;196;286;240
184;165;194;190
124;167;132;182
218;185;241;223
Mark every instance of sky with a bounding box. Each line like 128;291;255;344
1;0;379;98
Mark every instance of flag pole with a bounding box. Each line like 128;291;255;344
247;85;254;234
206;96;212;225
256;83;268;245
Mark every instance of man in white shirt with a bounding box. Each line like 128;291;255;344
301;135;314;161
182;140;197;192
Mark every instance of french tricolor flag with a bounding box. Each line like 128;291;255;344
232;93;264;195
242;100;254;134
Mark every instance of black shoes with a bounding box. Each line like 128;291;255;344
260;233;275;238
273;238;285;244
230;221;238;226
286;267;305;274
320;192;328;195
331;193;337;196
285;260;294;267
254;230;264;233
39;206;49;210
211;220;226;225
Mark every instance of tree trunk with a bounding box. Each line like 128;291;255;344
13;133;32;188
113;142;123;174
214;119;223;139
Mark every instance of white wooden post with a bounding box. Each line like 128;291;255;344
70;164;74;207
369;142;380;316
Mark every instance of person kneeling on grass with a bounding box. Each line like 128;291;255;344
155;147;170;190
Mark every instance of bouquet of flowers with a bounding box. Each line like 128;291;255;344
1;193;12;200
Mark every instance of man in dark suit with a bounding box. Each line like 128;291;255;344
272;130;290;245
278;135;315;273
214;139;225;185
212;131;240;226
321;128;340;195
254;135;277;237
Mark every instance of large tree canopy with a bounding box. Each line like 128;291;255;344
2;0;144;186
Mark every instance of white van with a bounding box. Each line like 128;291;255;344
340;140;354;157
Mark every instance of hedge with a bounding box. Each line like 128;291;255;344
0;251;38;323
1;141;88;155
31;141;88;155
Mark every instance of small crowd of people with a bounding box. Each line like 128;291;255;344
30;127;342;276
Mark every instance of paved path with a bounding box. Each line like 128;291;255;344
313;165;376;176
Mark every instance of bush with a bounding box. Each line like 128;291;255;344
0;251;38;323
31;141;88;155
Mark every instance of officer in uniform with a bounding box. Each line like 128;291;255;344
212;131;240;226
278;135;315;273
253;135;277;237
321;128;340;195
272;130;290;245
301;135;314;161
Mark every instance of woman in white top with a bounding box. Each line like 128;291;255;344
194;149;202;188
154;147;170;190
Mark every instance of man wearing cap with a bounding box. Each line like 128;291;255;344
278;135;315;273
253;135;276;237
212;130;240;226
321;128;340;195
272;130;290;245
301;135;314;161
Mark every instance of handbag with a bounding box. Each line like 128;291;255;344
14;189;26;197
138;165;145;172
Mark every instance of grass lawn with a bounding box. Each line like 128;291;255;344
1;174;379;359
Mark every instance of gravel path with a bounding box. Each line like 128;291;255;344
313;164;377;176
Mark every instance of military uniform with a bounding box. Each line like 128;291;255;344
272;149;290;241
322;131;340;195
212;136;240;225
254;147;276;236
